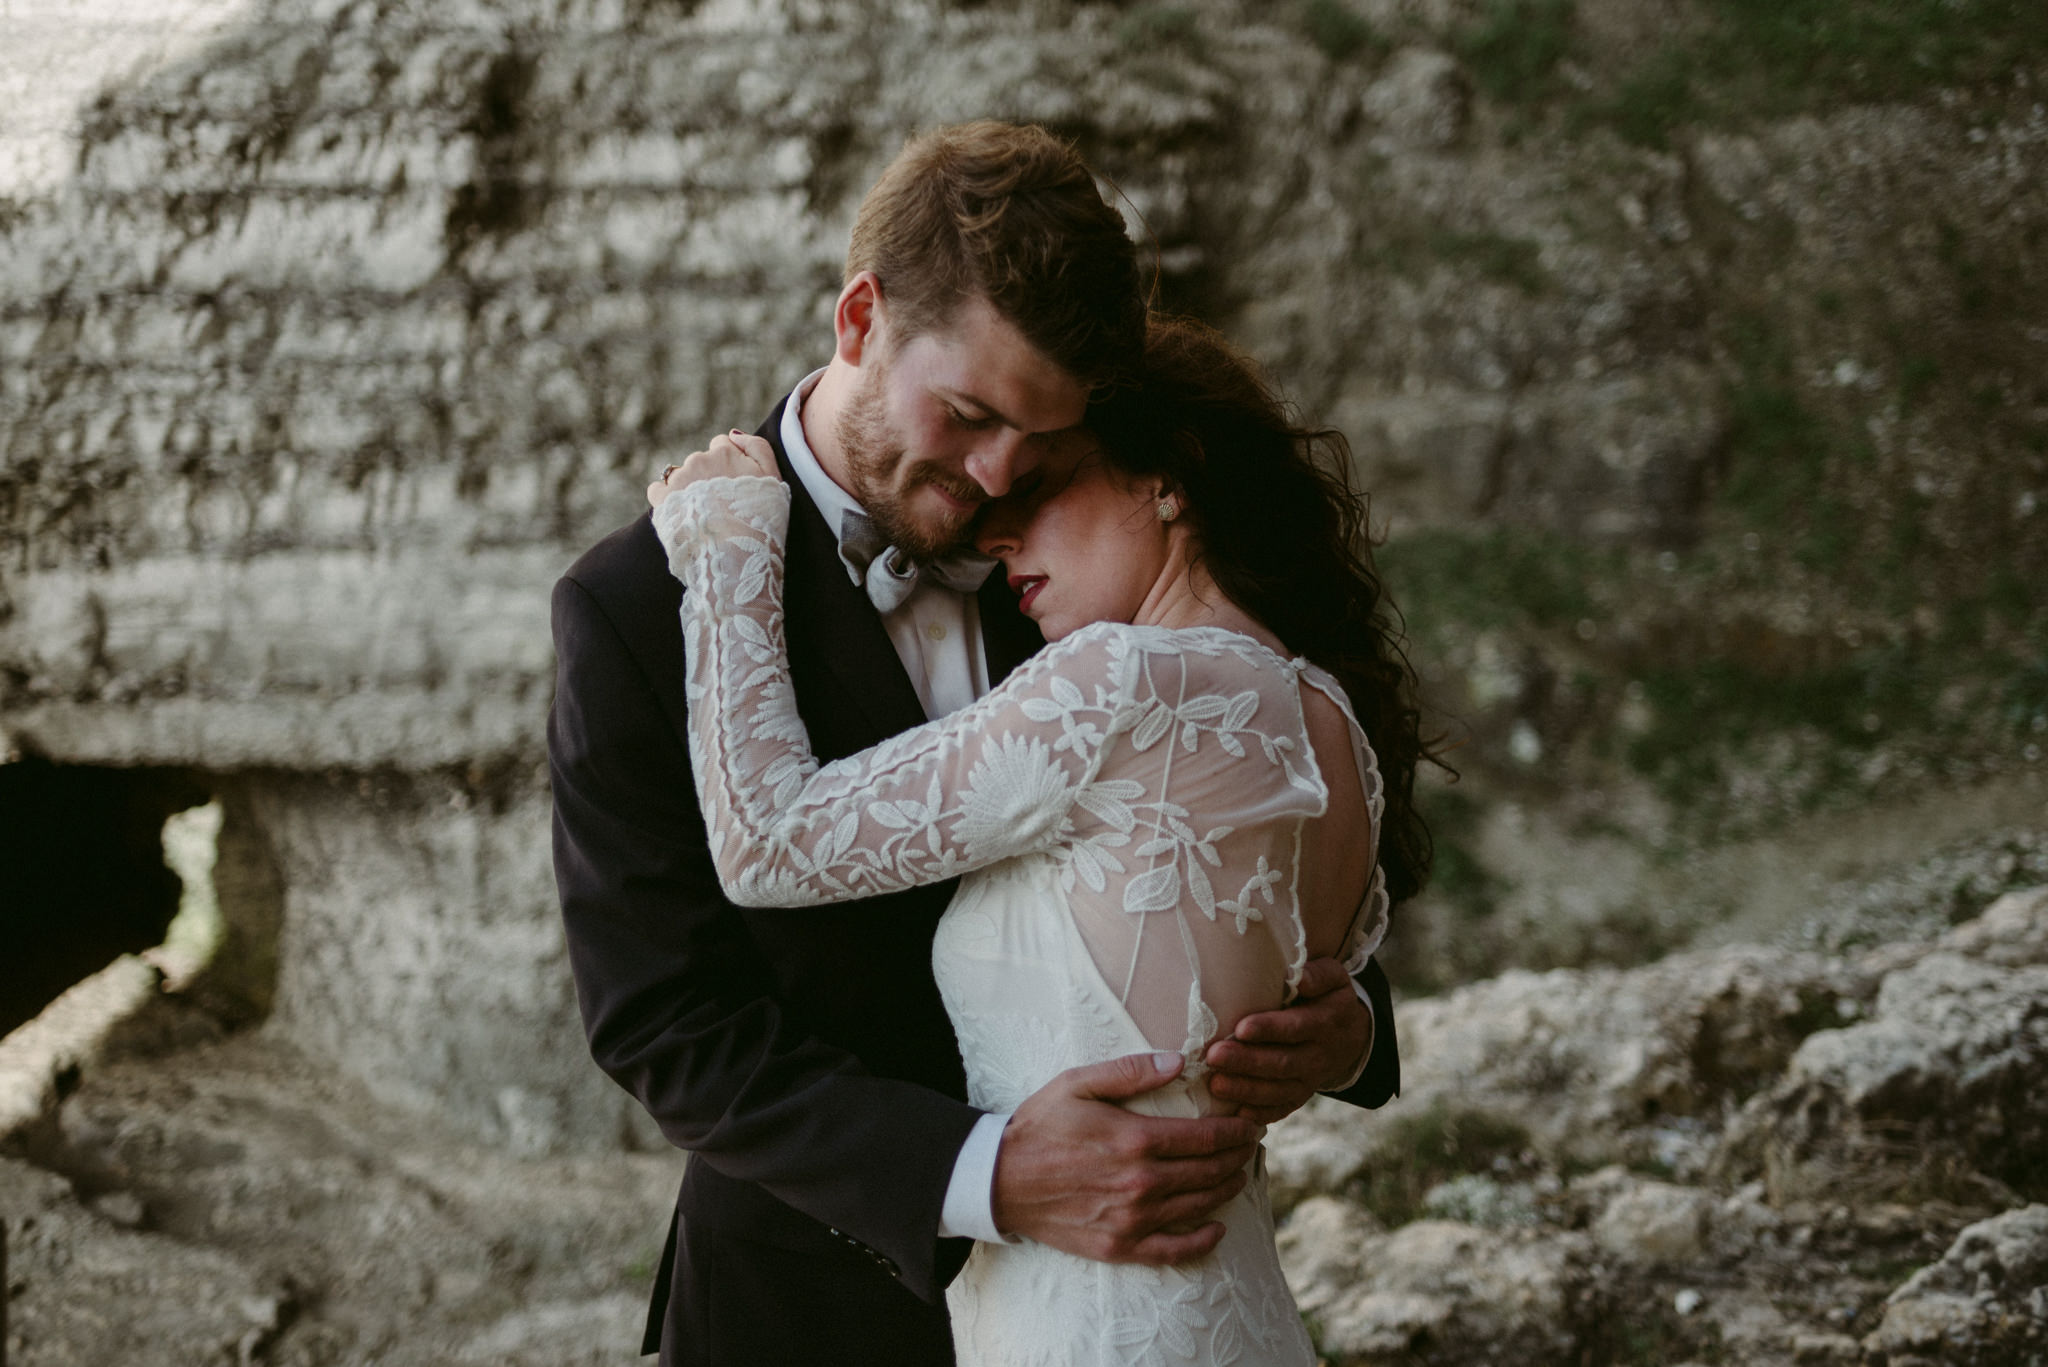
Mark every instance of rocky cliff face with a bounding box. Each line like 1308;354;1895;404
7;885;2042;1364
2;0;2043;1146
1265;886;2048;1364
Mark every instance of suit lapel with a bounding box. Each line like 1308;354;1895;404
770;406;933;756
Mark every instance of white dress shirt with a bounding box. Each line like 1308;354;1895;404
780;370;1014;1244
781;371;991;718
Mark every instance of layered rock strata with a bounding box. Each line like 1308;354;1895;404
3;0;2043;1145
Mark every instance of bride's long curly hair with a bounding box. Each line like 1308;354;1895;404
1087;315;1436;906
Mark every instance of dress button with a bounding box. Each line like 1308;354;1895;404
925;621;947;642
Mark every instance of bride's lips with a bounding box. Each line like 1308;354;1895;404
1008;573;1048;613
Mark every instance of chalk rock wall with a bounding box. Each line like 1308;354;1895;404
3;0;2043;1148
0;0;1280;1149
242;768;624;1153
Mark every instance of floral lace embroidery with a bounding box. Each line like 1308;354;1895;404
657;476;1392;1367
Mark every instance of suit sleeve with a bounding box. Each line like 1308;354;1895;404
1328;957;1400;1108
549;572;980;1302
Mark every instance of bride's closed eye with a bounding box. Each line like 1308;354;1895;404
1013;453;1092;510
976;471;1053;539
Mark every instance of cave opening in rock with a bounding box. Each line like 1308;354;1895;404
0;755;212;1037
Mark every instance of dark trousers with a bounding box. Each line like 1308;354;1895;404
658;1218;958;1367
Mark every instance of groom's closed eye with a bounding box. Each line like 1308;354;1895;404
944;401;1000;431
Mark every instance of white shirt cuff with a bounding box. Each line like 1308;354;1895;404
1329;977;1377;1093
938;1111;1016;1243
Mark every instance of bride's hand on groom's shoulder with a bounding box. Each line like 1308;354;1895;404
646;430;779;507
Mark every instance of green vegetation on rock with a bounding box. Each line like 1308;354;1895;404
1379;526;1608;638
1713;314;1852;570
1417;785;1507;925
1427;228;1551;294
1115;3;1203;52
1296;0;1384;63
1364;222;1553;293
1348;1100;1535;1227
1665;0;2048;126
1455;0;2048;147
1455;0;1575;104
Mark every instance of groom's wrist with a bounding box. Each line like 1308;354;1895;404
937;1110;1015;1244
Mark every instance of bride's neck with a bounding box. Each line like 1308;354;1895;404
1131;542;1285;655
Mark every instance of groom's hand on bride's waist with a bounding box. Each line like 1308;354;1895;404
989;1052;1264;1265
1200;956;1374;1124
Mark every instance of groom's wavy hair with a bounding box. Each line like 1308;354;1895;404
846;121;1144;388
1087;317;1440;907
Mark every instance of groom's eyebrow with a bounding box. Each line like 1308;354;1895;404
942;387;1087;437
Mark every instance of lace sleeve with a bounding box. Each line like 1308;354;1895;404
655;478;1136;909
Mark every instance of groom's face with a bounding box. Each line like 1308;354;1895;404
834;292;1089;560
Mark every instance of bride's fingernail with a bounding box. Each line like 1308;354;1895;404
1151;1051;1181;1073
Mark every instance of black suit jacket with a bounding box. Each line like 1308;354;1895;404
548;399;1400;1352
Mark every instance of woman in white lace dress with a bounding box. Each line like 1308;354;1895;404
648;318;1432;1367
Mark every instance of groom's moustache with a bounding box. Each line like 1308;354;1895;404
917;469;989;512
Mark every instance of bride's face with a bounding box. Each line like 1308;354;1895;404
973;432;1178;640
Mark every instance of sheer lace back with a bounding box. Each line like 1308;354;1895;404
1042;639;1388;1081
657;477;1389;1094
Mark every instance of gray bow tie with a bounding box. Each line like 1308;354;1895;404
837;509;997;613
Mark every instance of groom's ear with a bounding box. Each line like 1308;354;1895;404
834;271;886;367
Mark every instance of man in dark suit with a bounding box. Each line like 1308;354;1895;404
550;122;1399;1366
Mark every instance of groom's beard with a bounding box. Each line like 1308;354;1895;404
833;355;986;561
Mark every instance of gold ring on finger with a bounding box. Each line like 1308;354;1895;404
661;464;682;481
